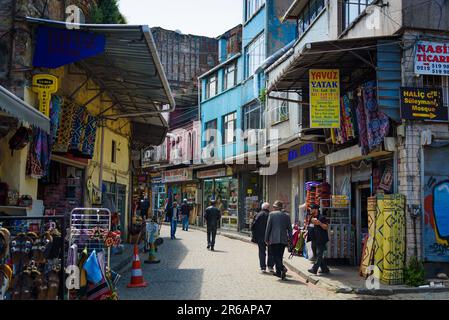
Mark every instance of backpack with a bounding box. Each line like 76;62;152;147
9;127;32;156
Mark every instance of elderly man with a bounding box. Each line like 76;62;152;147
265;201;293;280
251;202;274;273
204;199;221;251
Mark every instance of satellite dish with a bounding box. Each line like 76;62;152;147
174;29;183;34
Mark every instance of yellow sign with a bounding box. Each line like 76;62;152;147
309;69;340;128
32;74;58;117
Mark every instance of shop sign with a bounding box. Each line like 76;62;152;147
33;26;106;69
161;169;193;183
288;144;318;168
196;168;227;179
309;69;341;129
32;74;58;117
400;87;447;122
415;41;449;76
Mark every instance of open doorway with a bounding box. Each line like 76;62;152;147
352;182;371;265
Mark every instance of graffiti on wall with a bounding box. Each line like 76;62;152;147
424;176;449;261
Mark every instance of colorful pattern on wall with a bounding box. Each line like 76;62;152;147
360;197;377;278
53;101;76;153
424;176;449;262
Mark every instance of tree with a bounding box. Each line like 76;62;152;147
90;0;127;24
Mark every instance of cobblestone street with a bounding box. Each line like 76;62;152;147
117;226;449;300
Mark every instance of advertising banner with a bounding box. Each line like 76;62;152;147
415;41;449;76
309;69;341;128
161;169;193;183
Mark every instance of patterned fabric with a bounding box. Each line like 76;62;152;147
360;197;377;278
53;102;76;154
26;128;51;179
362;81;390;153
50;96;62;145
374;197;385;278
380;194;406;285
81;115;98;159
355;89;370;155
70;105;87;154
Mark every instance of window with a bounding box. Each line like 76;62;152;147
270;92;290;124
423;75;449;107
245;0;266;21
206;74;217;99
205;120;217;146
223;112;237;144
224;63;237;90
111;140;117;163
297;0;325;37
342;0;374;31
245;33;265;78
243;103;263;131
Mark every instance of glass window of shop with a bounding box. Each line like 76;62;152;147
203;177;239;229
152;184;166;214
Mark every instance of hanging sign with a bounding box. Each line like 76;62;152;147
309;69;341;128
415;41;449;76
33;26;106;69
32;74;58;117
400;87;447;122
161;169;193;183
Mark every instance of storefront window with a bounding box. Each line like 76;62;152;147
202;177;238;231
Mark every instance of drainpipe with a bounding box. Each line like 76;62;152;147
98;120;105;205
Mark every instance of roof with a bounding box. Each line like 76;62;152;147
281;0;307;23
25;17;175;148
0;85;50;133
267;36;400;93
199;53;241;80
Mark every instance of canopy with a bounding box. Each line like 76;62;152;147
0;85;50;133
25;17;175;148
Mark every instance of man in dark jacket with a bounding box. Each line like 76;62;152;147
251;202;274;273
204;200;221;251
265;201;293;280
308;207;330;275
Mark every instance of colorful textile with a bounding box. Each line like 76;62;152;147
50;96;62;145
362;81;390;153
53;102;76;153
83;250;103;284
26;128;51;179
373;197;385;278
70;105;87;154
355;89;370;155
81;114;98;159
360;197;377;278
380;194;406;285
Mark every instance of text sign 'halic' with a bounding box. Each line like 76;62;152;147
415;41;449;76
400;87;447;122
309;69;341;129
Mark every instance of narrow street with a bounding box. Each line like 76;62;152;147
118;226;347;300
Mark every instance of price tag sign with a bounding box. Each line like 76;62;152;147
32;74;58;117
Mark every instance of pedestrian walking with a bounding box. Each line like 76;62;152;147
170;202;179;240
181;199;190;231
265;201;292;280
308;206;330;275
305;204;319;262
251;202;274;274
204;199;221;251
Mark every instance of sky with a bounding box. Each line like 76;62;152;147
119;0;243;38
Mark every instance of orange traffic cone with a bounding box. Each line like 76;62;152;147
127;244;148;288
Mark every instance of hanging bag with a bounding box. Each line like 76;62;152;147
9;127;32;156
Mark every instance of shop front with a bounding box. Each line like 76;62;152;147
151;176;166;216
196;167;238;231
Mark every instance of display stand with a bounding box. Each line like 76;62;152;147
320;198;352;261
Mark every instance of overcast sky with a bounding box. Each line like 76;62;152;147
119;0;243;38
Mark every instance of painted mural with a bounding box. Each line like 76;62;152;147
424;176;449;261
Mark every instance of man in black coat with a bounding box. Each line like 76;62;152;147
204;200;221;251
308;206;330;275
251;202;274;273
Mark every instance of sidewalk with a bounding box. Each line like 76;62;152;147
189;225;449;296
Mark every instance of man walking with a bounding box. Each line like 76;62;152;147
308;207;330;275
204;199;221;251
265;201;292;280
170;202;179;240
251;202;274;274
181;199;190;231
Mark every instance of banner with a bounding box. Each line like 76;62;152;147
415;41;449;76
309;69;341;128
33;26;106;69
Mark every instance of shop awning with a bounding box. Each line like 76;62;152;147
267;36;399;93
25;17;175;148
0;85;50;133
